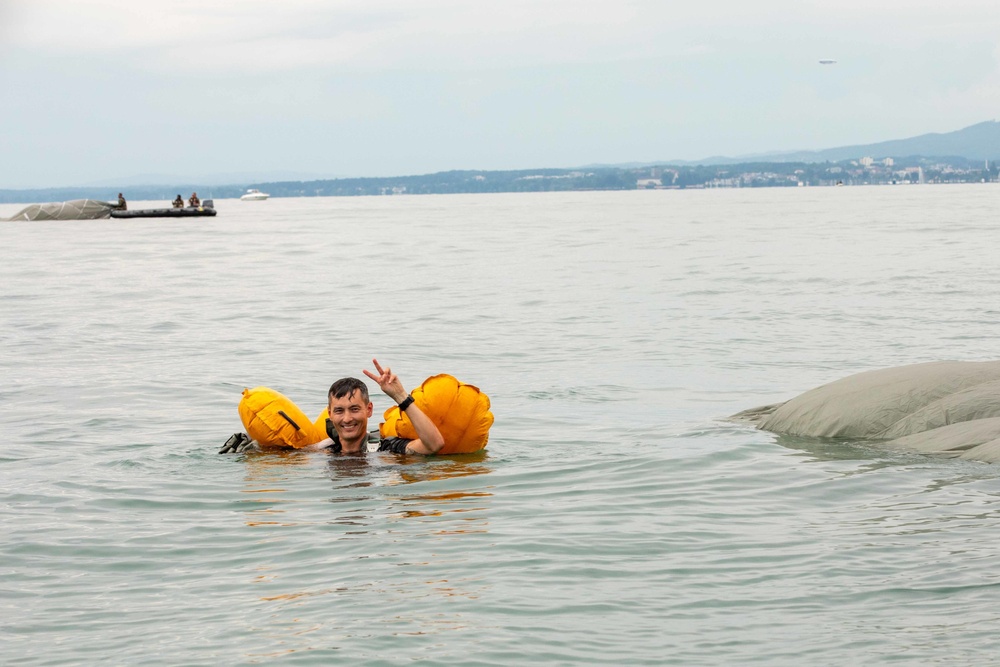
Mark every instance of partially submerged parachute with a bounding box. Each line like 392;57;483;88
381;374;494;454
732;360;1000;464
237;374;494;454
238;387;327;449
3;199;116;221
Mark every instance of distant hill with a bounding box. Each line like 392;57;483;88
675;120;1000;165
3;120;999;204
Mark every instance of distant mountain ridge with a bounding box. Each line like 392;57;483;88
671;120;1000;166
2;120;999;203
581;120;1000;169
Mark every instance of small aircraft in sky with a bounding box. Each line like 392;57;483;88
818;59;837;65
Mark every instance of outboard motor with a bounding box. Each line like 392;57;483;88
202;199;214;209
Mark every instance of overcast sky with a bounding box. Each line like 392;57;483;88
1;0;998;188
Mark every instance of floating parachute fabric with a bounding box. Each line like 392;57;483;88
731;360;1000;464
4;199;115;221
238;387;327;449
380;374;494;454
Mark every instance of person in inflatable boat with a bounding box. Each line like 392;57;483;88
221;359;445;455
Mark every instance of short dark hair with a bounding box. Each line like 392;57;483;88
328;377;369;403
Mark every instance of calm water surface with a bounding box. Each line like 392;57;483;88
2;186;1000;665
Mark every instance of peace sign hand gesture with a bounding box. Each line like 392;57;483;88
363;358;408;403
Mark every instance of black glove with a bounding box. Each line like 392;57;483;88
219;432;260;454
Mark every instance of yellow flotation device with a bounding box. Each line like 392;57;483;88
380;374;494;454
238;374;493;454
238;387;327;449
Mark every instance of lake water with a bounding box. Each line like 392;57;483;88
2;186;1000;665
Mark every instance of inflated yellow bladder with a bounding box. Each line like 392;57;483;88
380;374;494;454
238;387;327;449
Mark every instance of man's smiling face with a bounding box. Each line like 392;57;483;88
328;389;373;443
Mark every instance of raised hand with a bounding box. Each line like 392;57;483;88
363;358;407;403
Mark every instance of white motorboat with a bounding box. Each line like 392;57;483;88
240;188;270;201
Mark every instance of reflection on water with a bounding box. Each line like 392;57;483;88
235;448;495;532
382;455;493;532
241;450;494;640
773;433;902;467
384;451;491;484
259;588;342;602
239;449;314;526
325;451;375;488
241;448;314;481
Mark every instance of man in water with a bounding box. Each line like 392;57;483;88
220;359;445;455
319;359;445;454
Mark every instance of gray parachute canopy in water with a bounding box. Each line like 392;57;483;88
4;199;116;221
732;361;1000;464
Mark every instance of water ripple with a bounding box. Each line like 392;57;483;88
4;189;1000;664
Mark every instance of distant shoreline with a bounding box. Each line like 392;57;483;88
1;155;995;205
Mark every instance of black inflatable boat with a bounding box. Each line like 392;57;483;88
111;200;217;218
